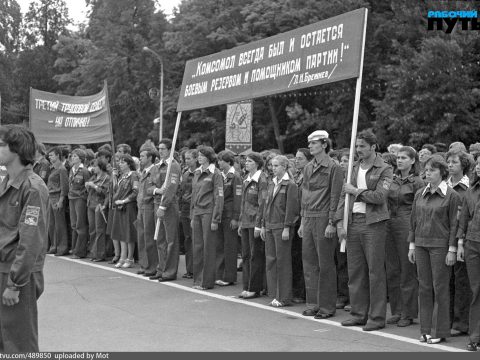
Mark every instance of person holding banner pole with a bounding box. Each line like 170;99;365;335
190;146;224;290
68;148;91;259
150;139;181;282
335;130;393;331
297;130;344;319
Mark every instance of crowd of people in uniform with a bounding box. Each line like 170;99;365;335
12;128;480;352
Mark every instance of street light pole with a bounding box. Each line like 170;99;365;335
143;46;164;141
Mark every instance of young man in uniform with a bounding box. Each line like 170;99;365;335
298;130;344;319
150;139;182;282
335;130;393;331
0;125;49;352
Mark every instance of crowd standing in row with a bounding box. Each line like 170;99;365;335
5;128;480;351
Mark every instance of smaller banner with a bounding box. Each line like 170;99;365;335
225;101;252;154
30;84;112;144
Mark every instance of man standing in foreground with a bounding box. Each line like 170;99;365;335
0;125;49;352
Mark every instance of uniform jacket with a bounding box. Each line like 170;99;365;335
335;154;393;225
33;157;51;184
47;164;69;201
221;167;242;220
387;173;425;218
263;174;299;230
239;170;268;229
112;171;139;208
136;164;156;209
301;156;344;220
457;180;480;243
68;164;91;200
179;168;195;217
0;166;49;288
151;159;181;210
190;164;224;223
408;181;461;248
86;173;110;209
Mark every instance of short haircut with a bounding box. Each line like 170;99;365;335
48;146;63;160
382;153;397;169
85;148;95;162
94;158;108;173
446;150;472;175
197;145;216;163
246;152;264;169
397;146;420;176
357;130;377;147
140;147;158;163
159;138;173;151
118;153;136;171
421;144;437;154
71;148;86;163
449;141;467;152
218;150;235;166
61;146;70;160
36;142;46;155
117;143;131;154
185;149;198;159
0;125;37;165
425;154;449;180
98;143;112;152
97;149;112;162
272;155;289;168
387;143;403;153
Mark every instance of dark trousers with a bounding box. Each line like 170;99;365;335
302;216;337;315
180;216;193;274
265;228;292;303
416;245;451;338
466;241;480;343
0;272;44;352
450;261;471;332
192;213;217;288
292;223;305;300
241;228;265;293
47;198;69;255
385;216;419;320
69;198;88;258
335;241;349;305
347;215;387;327
137;206;159;273
216;217;238;283
154;203;179;279
87;206;107;260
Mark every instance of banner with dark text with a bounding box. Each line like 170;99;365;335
30;84;112;144
177;8;367;111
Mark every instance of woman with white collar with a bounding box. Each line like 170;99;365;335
238;152;268;299
111;154;139;268
190;146;224;290
215;150;242;287
408;154;461;344
261;155;299;307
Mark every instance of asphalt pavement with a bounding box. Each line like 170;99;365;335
38;254;469;352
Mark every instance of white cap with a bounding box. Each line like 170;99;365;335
308;130;329;142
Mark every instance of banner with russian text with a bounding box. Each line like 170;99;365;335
29;84;113;144
177;8;367;111
225;101;252;154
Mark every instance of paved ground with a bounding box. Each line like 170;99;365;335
38;255;469;352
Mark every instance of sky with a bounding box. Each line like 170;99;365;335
16;0;182;26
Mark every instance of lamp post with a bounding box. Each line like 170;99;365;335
143;46;164;141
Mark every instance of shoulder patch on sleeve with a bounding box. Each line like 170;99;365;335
383;178;392;190
25;206;40;226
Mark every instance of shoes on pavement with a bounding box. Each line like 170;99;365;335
419;334;432;343
397;318;413;327
341;318;366;327
121;259;134;268
314;312;334;320
182;273;193;279
362;323;385;332
336;301;347;309
137;270;145;275
215;280;234;286
149;273;163;280
158;277;175;282
386;314;401;324
427;337;446;344
71;255;84;259
302;308;319;316
269;299;288;307
467;342;478;352
243;291;259;299
238;291;248;298
115;259;126;268
451;329;468;337
92;258;105;262
344;304;352;312
143;271;157;277
108;257;120;264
